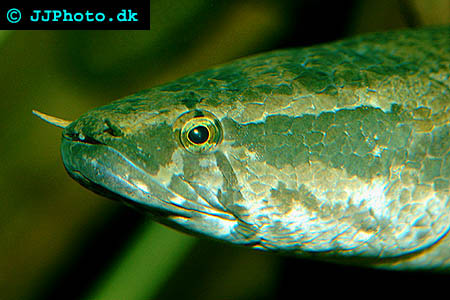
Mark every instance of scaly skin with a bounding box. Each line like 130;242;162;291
59;26;449;271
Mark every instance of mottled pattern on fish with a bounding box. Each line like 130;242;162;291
60;26;450;271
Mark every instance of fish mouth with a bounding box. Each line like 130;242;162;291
60;136;237;225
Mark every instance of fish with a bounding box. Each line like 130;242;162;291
34;25;450;271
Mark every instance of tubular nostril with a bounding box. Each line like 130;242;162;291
103;119;124;137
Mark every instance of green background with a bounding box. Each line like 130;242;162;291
1;1;449;299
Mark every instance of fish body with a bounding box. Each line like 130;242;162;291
59;26;450;271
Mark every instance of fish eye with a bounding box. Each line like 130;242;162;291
174;110;223;154
188;125;209;144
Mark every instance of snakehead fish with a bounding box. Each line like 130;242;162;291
34;26;450;271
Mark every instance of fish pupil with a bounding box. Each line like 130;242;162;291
188;125;209;144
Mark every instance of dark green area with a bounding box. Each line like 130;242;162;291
224;105;415;180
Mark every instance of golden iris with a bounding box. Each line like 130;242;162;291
174;110;223;154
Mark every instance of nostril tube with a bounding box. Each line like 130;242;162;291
32;110;72;128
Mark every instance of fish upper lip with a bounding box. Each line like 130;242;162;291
61;138;236;221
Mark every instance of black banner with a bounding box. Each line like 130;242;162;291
0;2;150;29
